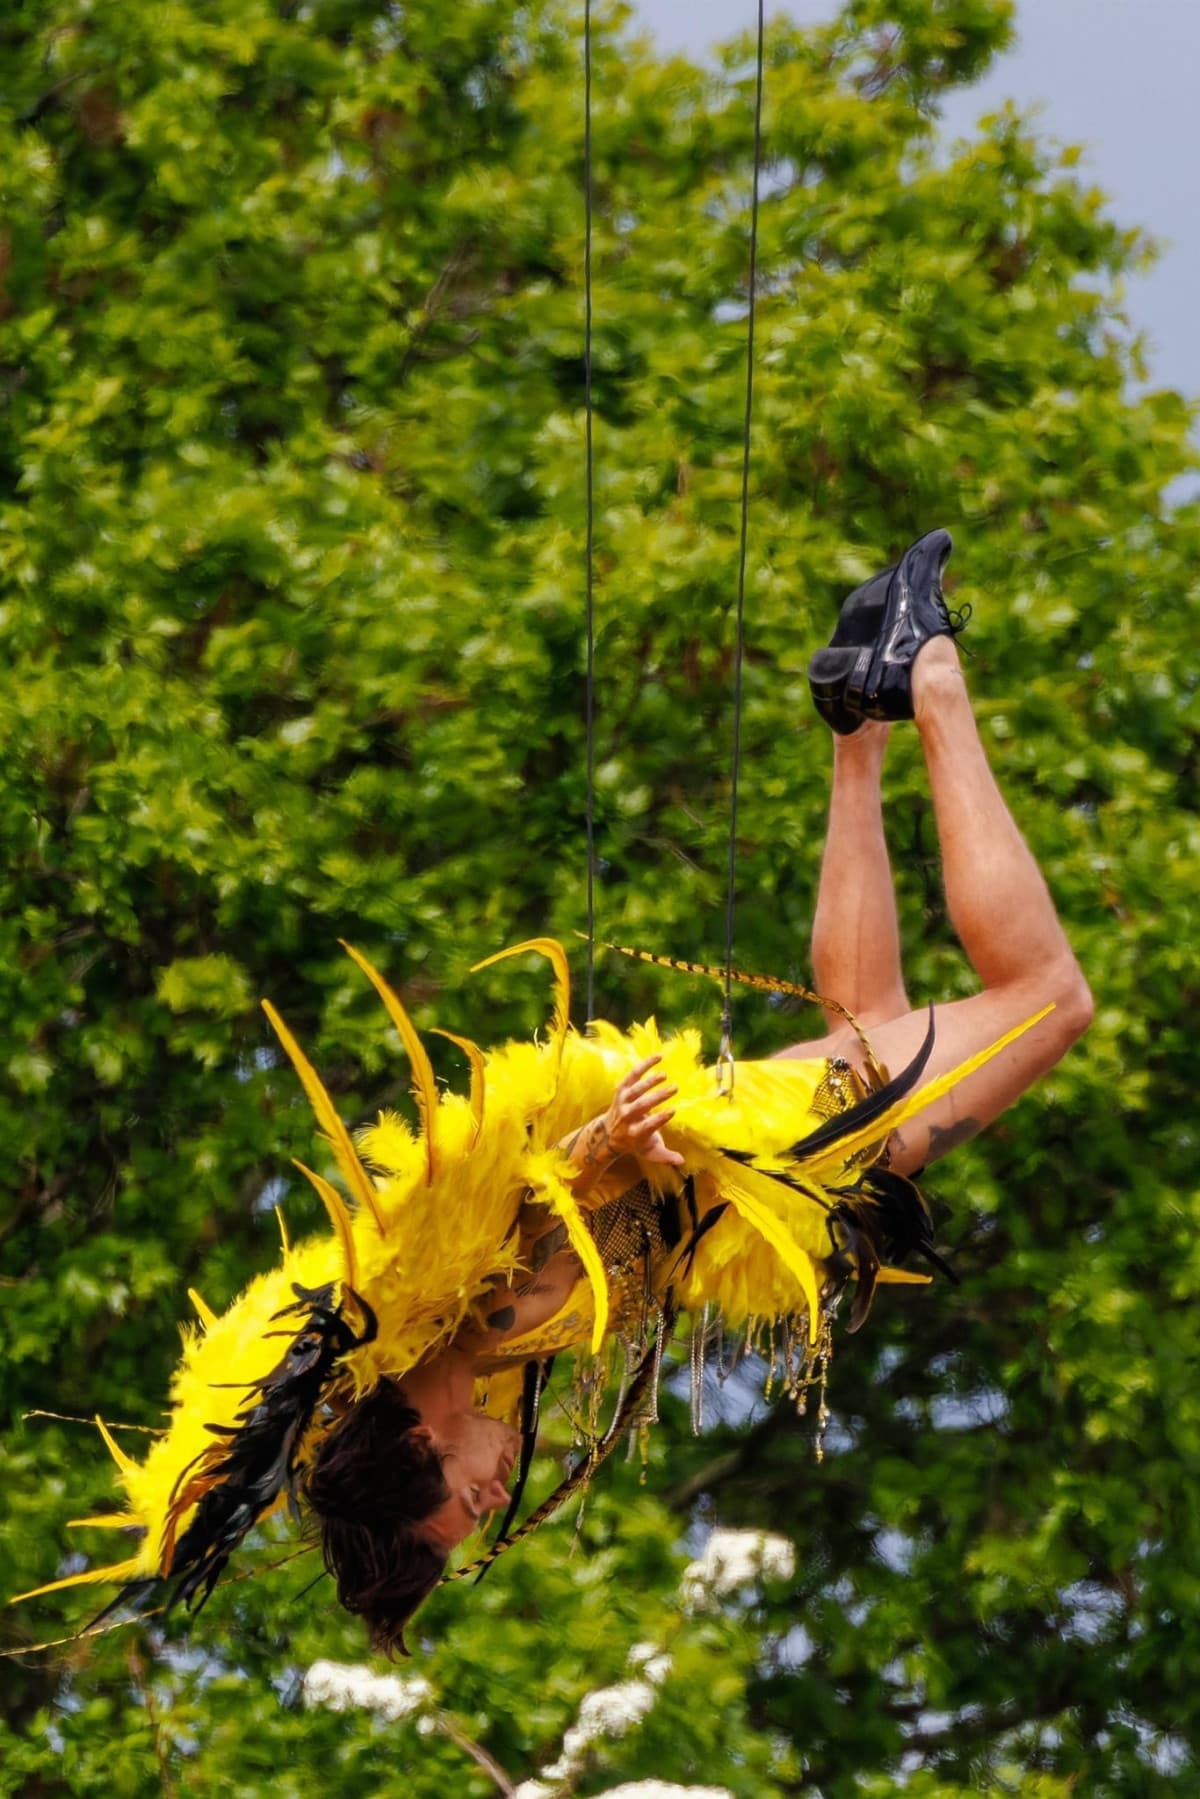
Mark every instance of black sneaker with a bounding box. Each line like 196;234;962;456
829;566;892;649
808;529;961;733
808;562;894;734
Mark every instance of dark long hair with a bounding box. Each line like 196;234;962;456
305;1377;450;1656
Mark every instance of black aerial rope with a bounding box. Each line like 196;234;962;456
582;2;764;1050
583;0;597;1024
719;0;766;1094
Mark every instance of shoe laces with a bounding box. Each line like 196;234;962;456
945;598;974;654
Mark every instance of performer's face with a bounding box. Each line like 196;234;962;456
421;1409;521;1551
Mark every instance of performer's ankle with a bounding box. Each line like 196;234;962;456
911;638;966;722
833;718;890;766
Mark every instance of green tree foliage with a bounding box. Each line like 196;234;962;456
1;0;1196;1791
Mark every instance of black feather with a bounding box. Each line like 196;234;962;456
93;1283;376;1625
851;1166;959;1284
825;1203;882;1333
823;1164;958;1333
784;1005;937;1163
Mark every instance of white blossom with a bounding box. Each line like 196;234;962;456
512;1532;793;1797
576;1676;660;1739
538;1674;662;1783
518;1639;677;1792
679;1527;796;1609
597;1785;735;1798
302;1658;432;1723
522;1774;731;1799
627;1642;672;1686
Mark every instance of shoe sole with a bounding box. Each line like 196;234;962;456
809;565;891;732
809;645;870;735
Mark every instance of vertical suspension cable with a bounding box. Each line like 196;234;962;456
719;0;766;1089
584;0;597;1024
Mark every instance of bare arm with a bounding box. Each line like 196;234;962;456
456;1059;686;1355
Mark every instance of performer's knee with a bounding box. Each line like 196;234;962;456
1048;958;1094;1049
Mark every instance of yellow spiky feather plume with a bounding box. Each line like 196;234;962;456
11;940;1047;1613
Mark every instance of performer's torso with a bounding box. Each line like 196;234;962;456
470;1170;686;1363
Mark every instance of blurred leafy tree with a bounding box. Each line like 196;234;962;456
1;0;1196;1793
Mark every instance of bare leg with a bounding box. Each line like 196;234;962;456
909;639;1081;993
780;639;1092;1174
811;719;909;1030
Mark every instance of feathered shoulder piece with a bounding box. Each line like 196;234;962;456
12;940;580;1616
11;938;1049;1629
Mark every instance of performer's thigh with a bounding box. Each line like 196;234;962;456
776;982;1067;1177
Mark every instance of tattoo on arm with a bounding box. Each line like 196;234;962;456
925;1116;982;1162
576;1118;612;1169
559;1115;617;1191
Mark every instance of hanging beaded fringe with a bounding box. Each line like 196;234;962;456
568;1288;838;1527
790;1309;836;1464
686;1302;839;1461
689;1303;713;1435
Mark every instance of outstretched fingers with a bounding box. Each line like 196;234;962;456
617;1056;672;1101
610;1057;685;1165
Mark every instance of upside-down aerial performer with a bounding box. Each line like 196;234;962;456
11;530;1093;1655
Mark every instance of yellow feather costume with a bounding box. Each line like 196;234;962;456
12;939;1048;1617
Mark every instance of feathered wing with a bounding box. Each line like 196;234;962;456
635;1003;1052;1335
10;946;580;1619
261;1000;387;1235
10;933;1051;1628
6;1248;340;1605
523;1160;611;1354
10;1556;145;1607
339;942;440;1185
431;1028;487;1145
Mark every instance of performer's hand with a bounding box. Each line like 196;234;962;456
603;1055;685;1167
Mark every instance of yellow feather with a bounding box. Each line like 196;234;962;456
803;1006;1056;1178
23;980;1014;1622
719;1177;823;1341
526;1165;609;1354
875;1267;933;1287
431;1028;486;1146
275;1205;291;1257
95;1416;136;1477
261;998;387;1235
9;1556;145;1606
187;1289;217;1331
66;1515;136;1530
293;1159;359;1291
340;941;439;1186
472;939;571;1089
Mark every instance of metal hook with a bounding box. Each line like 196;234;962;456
717;1004;735;1097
